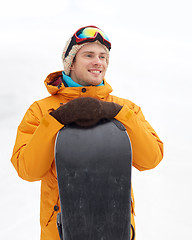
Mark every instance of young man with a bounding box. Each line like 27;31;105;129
11;26;163;239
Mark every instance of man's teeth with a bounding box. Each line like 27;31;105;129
89;70;100;73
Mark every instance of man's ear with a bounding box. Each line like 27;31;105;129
70;56;76;71
70;63;74;71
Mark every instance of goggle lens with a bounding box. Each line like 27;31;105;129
77;27;110;42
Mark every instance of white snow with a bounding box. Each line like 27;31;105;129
1;0;192;239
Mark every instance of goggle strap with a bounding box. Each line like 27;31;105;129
64;36;77;58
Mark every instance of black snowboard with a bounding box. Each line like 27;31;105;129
55;119;132;240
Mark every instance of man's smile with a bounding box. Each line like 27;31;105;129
88;69;102;74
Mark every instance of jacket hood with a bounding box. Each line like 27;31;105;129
44;71;113;100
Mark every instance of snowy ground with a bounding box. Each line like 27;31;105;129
1;0;192;239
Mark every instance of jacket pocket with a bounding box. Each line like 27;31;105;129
40;173;60;227
46;196;60;226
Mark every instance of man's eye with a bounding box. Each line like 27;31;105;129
100;56;106;59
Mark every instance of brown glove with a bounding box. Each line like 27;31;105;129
50;97;122;127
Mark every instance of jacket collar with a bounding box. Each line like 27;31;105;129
44;71;113;100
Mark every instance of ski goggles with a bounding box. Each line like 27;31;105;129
64;26;111;58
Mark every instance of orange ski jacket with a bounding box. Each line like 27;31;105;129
11;71;163;239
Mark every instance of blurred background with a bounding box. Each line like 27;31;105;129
1;0;192;239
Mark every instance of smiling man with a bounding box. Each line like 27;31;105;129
70;42;108;86
11;26;163;240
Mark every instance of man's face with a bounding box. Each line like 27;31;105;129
70;42;108;86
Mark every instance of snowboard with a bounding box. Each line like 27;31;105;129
55;119;132;240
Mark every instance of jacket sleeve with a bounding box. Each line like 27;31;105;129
115;104;163;171
11;102;63;182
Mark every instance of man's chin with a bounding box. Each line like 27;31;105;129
91;80;103;86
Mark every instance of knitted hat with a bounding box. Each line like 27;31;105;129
62;26;111;76
62;40;87;76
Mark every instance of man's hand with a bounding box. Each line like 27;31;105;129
50;97;122;127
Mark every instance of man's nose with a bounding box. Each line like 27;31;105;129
93;56;102;65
